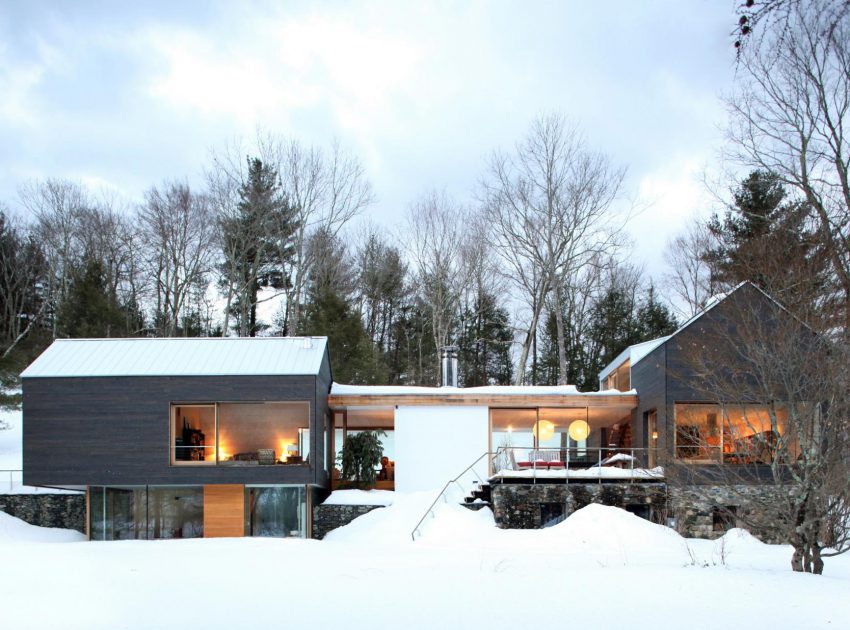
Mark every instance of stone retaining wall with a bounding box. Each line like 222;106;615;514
491;482;668;529
0;493;86;533
312;503;385;539
668;484;787;543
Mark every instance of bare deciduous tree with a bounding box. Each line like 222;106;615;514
482;114;626;384
138;182;215;336
663;220;717;318
18;179;90;337
0;207;46;358
672;286;850;574
725;4;850;332
406;190;469;381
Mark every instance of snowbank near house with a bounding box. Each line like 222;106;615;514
322;489;395;506
0;511;85;543
0;497;848;630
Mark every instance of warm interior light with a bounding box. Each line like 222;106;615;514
651;431;659;441
533;420;555;442
568;420;590;442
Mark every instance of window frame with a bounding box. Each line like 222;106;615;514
169;400;313;467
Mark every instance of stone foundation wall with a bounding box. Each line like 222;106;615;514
312;503;385;539
668;484;787;543
0;493;86;533
491;483;668;529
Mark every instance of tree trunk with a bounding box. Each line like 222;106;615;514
515;291;546;385
551;280;569;386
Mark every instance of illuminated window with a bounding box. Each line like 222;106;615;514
170;402;310;466
674;403;792;464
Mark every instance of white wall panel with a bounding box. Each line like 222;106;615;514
394;405;489;493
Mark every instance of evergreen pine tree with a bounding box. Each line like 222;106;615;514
636;285;678;340
301;285;387;384
220;157;298;336
457;291;513;386
57;255;127;338
588;285;641;376
705;170;828;318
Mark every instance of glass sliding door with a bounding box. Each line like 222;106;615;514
90;486;203;540
245;486;306;538
89;486;147;541
146;487;204;539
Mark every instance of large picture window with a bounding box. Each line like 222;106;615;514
90;486;204;540
245;486;306;537
674;403;790;464
170;402;310;466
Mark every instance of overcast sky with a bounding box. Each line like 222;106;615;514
0;0;739;284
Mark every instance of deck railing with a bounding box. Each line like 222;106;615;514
489;446;664;483
410;447;665;541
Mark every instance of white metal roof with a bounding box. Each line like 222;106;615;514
597;336;670;386
20;337;328;378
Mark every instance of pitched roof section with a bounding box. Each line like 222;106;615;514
20;337;328;378
596;281;793;388
596;336;671;385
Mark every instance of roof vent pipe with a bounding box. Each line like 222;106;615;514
440;345;458;388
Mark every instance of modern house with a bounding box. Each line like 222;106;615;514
20;281;798;541
22;337;333;540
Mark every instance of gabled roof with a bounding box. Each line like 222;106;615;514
597;281;776;387
20;337;329;378
596;336;671;385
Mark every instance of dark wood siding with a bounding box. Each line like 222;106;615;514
313;346;333;488
630;344;666;450
23;373;329;487
631;284;793;483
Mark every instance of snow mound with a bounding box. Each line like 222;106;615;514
0;511;85;543
324;489;444;544
546;504;682;548
323;489;395;506
324;490;693;567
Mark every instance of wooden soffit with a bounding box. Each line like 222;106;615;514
328;392;638;409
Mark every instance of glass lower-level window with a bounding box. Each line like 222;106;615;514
245;486;306;537
89;486;148;540
90;486;204;540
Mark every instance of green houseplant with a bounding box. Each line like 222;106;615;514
337;430;385;489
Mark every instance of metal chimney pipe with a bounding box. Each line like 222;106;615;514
440;345;459;388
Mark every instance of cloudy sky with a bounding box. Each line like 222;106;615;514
0;0;739;282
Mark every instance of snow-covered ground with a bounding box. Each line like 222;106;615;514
1;488;848;630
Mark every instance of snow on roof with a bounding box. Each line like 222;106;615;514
597;282;765;386
596;336;670;384
330;383;635;397
20;337;328;378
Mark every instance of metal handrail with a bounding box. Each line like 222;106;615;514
410;451;494;541
1;469;23;492
410;446;665;541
